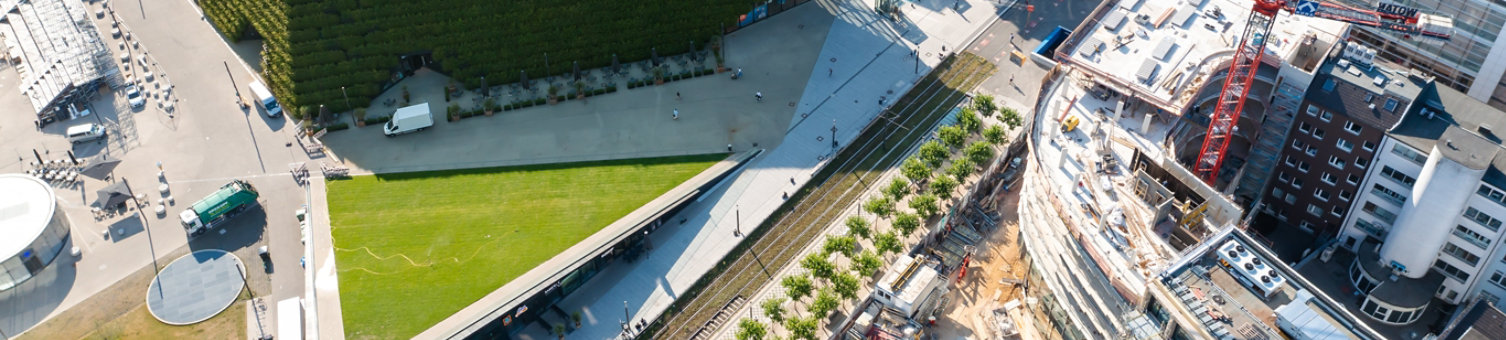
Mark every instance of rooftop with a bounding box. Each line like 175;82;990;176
1356;240;1444;309
1295;246;1445;340
1388;81;1506;188
1304;57;1425;130
1438;299;1506;340
1161;229;1381;340
1061;0;1347;112
0;174;58;259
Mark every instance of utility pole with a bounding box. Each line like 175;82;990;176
734;206;742;237
831;119;839;150
223;61;241;106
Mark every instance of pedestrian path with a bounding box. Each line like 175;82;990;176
500;1;1009;339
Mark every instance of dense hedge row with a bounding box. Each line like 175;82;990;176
198;0;748;118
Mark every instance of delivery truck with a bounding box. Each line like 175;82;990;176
384;103;434;136
179;180;260;236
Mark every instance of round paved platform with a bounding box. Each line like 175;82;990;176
146;249;245;325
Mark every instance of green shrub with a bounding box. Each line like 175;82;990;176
325;123;350;131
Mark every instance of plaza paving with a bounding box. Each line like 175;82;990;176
146;250;245;325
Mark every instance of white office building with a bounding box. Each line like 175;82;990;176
1336;81;1506;325
1337;0;1506;110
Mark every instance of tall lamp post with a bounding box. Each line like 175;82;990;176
831;119;839;150
122;178;160;273
733;206;742;237
223;61;241;106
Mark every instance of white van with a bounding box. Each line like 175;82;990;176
248;81;282;117
276;298;303;340
66;123;106;143
383;103;434;136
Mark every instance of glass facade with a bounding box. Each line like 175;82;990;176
0;201;72;291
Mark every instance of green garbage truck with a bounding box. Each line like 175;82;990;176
179;180;260;236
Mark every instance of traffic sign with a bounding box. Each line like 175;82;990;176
1295;0;1318;17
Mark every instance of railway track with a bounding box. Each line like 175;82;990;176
647;52;997;339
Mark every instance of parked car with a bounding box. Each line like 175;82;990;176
125;85;145;108
65;123;106;143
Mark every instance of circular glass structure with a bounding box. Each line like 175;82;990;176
0;174;72;291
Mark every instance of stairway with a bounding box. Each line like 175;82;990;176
689;295;746;340
1235;82;1302;200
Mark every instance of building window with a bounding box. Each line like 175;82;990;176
1331;204;1345;216
1345;121;1363;134
1285;156;1297;166
1355;157;1369;169
1322;79;1337;92
1442;243;1482;266
1348;173;1361;185
1434;259;1471;281
1299;122;1313;134
1300;220;1315;231
1308;204;1324;216
1380;166;1417;186
1299;162;1311;173
1337;139;1354;152
1278;172;1292;183
1363;140;1376;151
1328;156;1346;169
1492;271;1506;288
1391;145;1427;165
1454;225;1491;249
1306;146;1318;156
1372;184;1407;205
1484;291;1502;305
1385;98;1399;112
1272;187;1286;200
1320;111;1334;122
1339;190;1353;201
1321;172;1337;185
1476;185;1506;208
1464;207;1504;231
1293;178;1305;189
1356;219;1388;238
1293;139;1306;150
1287;193;1298;204
1315;188;1330;201
1363;201;1398;224
1313;128;1327;140
1308;104;1323;116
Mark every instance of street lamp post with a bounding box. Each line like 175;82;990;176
341;86;352;111
122;178;160;274
223;61;240;105
734;206;742;237
831;119;839;149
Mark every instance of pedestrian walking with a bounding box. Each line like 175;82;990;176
755;92;763;102
1009;75;1015;85
828;68;833;77
676;91;681;100
727;144;733;152
673;108;679;120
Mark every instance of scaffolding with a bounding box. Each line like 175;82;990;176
1;0;118;123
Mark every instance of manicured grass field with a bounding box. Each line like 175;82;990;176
328;154;724;339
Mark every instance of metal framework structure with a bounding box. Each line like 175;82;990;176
1192;0;1452;183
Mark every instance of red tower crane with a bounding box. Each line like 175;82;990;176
1192;0;1451;184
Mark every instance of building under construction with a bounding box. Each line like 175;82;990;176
0;0;119;127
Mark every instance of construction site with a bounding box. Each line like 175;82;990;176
1010;0;1461;339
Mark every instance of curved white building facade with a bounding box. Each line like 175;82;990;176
0;174;72;290
1381;145;1487;278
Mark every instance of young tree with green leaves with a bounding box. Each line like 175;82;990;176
782;275;815;302
823;235;857;257
761;297;787;323
802;252;837;280
957;107;982;132
909;194;940;218
884;177;910;200
892;212;921;236
810;288;840;317
938;126;967;149
974;94;998;117
736;318;768;340
784;316;818;340
853;250;883;276
919;141;949;168
901;157;932;185
845;216;871;240
875;232;903;255
831;271;860;300
965;141;994;165
999;106;1023;127
984;125;1007;145
863;196;894;218
930;176;958;200
948;158;976;181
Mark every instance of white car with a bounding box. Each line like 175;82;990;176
125;85;145;108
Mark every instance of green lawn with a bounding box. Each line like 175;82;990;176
328;154;725;339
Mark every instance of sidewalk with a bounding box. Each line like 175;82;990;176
506;0;1008;339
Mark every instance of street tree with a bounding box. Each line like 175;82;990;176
811;288;840;317
875;231;903;255
736;318;768;340
863;196;894;218
984;125;1007;145
930;176;958;201
957;107;982;132
884;177;910;200
948;158;975;181
853;250;883;276
761;297;787;323
901;157;932;185
965;141;994;165
845;216;872;240
831;271;860;300
893;212;921;236
784;316;818;340
938;126;967;149
974;94;998;117
999;106;1023;127
919;141;949;168
782;275;815;302
909;194;940;218
802;252;837;280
